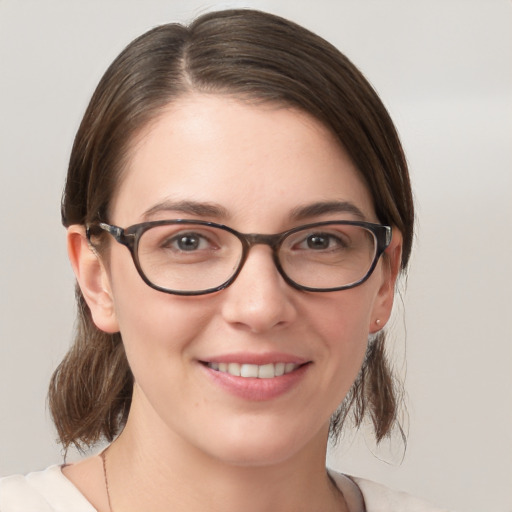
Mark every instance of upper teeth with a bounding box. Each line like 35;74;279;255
207;362;299;379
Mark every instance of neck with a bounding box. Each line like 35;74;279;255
104;391;346;512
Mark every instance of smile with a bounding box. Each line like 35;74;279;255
205;362;300;379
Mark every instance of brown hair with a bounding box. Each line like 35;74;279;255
50;8;414;451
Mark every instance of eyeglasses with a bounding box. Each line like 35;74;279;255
87;220;391;296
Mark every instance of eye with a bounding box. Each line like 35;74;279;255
298;232;347;251
306;234;334;250
166;232;211;252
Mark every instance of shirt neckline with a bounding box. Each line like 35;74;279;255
31;464;365;512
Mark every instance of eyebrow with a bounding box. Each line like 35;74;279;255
142;200;230;221
141;199;367;223
289;201;367;221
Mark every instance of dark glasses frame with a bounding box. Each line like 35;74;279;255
87;219;392;296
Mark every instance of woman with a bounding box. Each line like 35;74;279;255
0;9;448;512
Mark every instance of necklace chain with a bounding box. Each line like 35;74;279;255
100;448;349;512
101;449;113;512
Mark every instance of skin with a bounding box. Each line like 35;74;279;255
65;94;402;512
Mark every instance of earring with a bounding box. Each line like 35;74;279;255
375;319;381;326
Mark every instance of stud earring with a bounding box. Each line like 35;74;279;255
375;319;381;326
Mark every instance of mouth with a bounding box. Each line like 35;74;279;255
204;361;301;379
199;357;311;400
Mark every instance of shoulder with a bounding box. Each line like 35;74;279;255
351;476;452;512
0;465;96;512
329;470;452;512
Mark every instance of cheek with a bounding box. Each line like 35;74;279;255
304;286;378;388
307;285;376;345
107;252;211;371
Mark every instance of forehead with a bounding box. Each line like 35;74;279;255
111;94;375;228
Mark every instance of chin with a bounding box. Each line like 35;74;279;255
198;420;327;469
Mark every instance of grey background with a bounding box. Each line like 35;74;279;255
1;1;511;511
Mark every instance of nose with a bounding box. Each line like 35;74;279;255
220;246;298;334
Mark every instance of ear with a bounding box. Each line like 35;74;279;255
369;228;403;334
67;225;120;333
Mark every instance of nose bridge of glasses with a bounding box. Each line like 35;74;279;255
233;232;286;290
242;232;283;252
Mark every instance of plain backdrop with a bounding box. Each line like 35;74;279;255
0;1;511;511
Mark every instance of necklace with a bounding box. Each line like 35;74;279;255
101;449;113;512
101;448;350;512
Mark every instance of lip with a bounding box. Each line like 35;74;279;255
201;352;309;366
198;353;311;401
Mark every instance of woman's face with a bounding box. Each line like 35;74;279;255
82;94;400;466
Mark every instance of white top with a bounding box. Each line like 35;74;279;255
0;465;450;511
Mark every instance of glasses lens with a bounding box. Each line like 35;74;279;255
137;224;243;293
279;224;377;290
